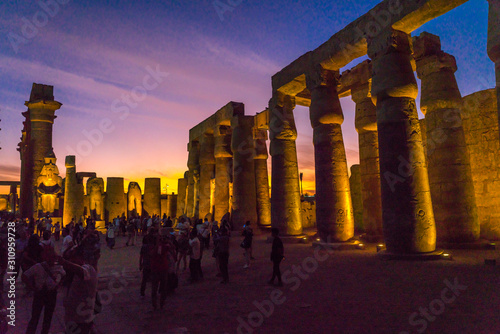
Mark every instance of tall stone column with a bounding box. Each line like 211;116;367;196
199;134;215;220
106;177;126;222
144;178;161;217
254;129;271;227
368;29;436;254
414;32;479;243
21;84;62;218
214;126;232;223
269;93;302;236
186;141;200;219
63;156;84;226
231;115;257;230
176;175;188;218
350;64;383;240
306;67;354;242
9;185;18;214
488;0;500;137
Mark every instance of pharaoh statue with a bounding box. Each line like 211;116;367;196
87;177;105;221
36;150;63;215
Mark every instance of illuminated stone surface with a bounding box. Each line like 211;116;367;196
231;115;257;230
415;32;479;243
63;155;84;226
127;182;142;218
488;0;500;133
199;134;215;220
87;177;105;221
214;125;232;223
269;93;302;236
349;164;363;233
36;150;63;216
19;83;62;218
254;129;271;227
346;61;383;239
176;173;188;218
186;141;200;219
105;177;126;221
307;67;353;242
143;178;161;217
462;89;500;240
368;29;436;254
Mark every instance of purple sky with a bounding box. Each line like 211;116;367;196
0;0;494;194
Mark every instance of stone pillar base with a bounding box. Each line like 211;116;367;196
378;249;444;261
311;240;363;251
437;239;495;250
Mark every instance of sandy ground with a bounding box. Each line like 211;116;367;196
11;230;500;334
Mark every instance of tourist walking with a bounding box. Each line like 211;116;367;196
241;221;253;269
22;247;65;334
188;229;202;282
215;227;230;284
139;230;154;297
176;231;189;273
106;223;116;249
268;228;284;287
150;230;170;310
126;220;135;246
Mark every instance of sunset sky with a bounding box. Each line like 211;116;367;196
0;0;494;195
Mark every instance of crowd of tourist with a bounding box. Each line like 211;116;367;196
0;212;285;334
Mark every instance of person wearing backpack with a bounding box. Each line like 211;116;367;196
22;247;65;334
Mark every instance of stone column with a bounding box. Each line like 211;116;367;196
22;84;62;218
269;93;302;236
63;156;83;226
414;32;479;243
199;134;215;220
231;115;258;230
186;141;200;219
167;193;177;218
176;174;188;218
127;182;142;218
488;0;500;136
306;67;354;242
144;178;161;217
368;29;436;254
214;125;232;223
9;185;17;214
106;177;126;222
254;129;271;227
350;66;383;240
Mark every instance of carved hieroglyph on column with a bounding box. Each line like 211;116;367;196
254;129;271;227
269;93;302;236
231;115;257;230
347;61;383;239
127;182;142;218
414;32;479;243
87;177;105;221
199;134;215;220
186;141;200;219
214;125;232;223
488;0;500;136
306;67;353;242
63;156;84;226
368;29;436;254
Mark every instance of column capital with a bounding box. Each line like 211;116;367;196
414;32;457;78
367;29;413;60
199;133;215;165
305;65;339;92
269;92;297;141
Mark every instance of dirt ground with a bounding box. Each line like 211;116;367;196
12;229;500;334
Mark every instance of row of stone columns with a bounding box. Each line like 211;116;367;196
180;117;271;230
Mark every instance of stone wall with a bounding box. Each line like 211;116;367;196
462;89;500;240
300;198;316;229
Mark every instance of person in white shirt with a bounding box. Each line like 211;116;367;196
61;228;73;256
188;229;202;282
